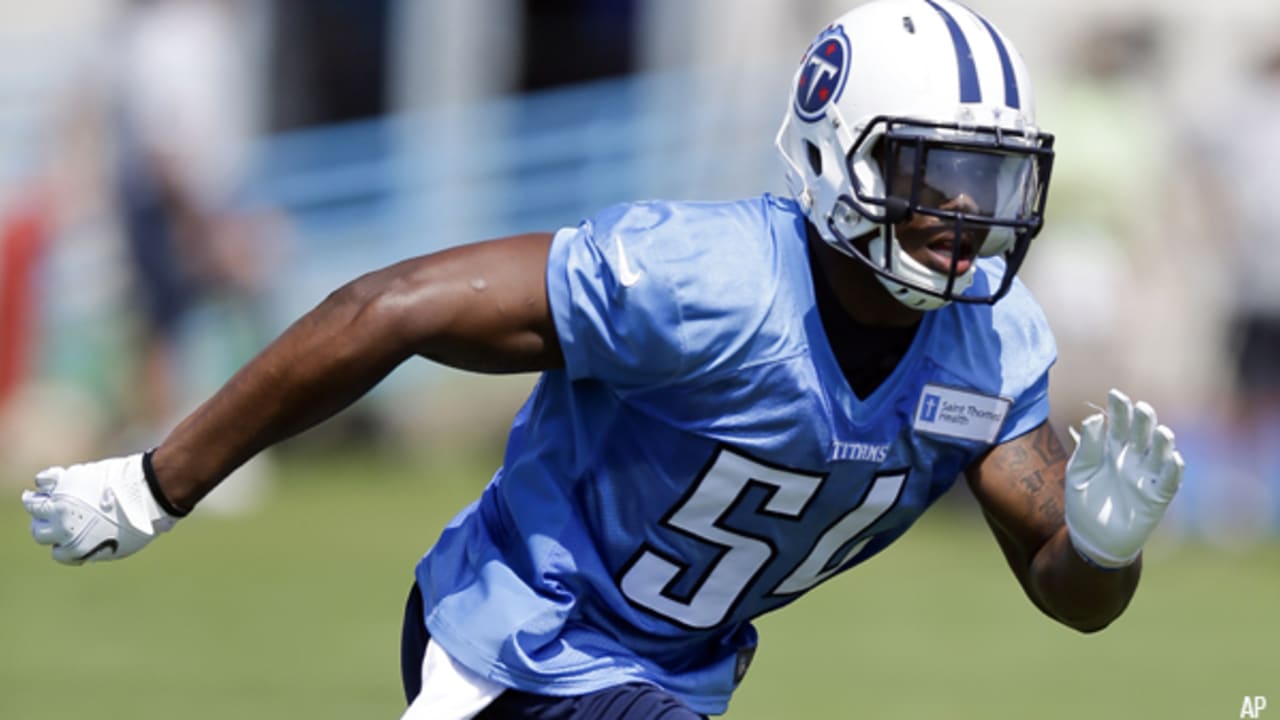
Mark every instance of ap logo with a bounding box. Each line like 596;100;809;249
794;25;851;122
1242;695;1268;719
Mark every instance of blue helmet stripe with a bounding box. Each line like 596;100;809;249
923;0;981;103
972;13;1020;109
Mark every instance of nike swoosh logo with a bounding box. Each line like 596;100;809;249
614;235;644;288
76;538;119;563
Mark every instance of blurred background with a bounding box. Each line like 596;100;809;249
0;1;1276;718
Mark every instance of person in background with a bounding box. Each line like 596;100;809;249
1180;40;1280;541
105;0;279;512
110;0;265;434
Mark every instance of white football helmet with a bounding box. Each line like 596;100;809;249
777;0;1054;309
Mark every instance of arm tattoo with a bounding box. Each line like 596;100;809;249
994;443;1033;476
1030;422;1069;465
1022;424;1067;527
970;422;1071;573
1019;469;1044;494
980;423;1068;531
1038;495;1064;526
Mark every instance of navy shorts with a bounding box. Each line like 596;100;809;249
400;583;707;719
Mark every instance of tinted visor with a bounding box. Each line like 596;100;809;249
885;142;1042;222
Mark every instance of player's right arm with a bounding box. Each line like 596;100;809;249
22;232;562;563
157;231;563;508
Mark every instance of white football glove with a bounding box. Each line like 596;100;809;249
1064;389;1185;569
21;452;182;565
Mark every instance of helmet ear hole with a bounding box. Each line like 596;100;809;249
806;141;823;176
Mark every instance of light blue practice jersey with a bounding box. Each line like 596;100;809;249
415;194;1056;714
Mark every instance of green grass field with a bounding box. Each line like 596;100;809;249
2;446;1276;719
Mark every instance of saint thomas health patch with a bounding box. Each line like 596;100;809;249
913;384;1011;443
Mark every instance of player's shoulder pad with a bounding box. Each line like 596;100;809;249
580;195;787;309
548;196;794;385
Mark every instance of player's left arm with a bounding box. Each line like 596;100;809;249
965;391;1184;632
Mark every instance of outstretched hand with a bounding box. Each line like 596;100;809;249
1064;389;1185;568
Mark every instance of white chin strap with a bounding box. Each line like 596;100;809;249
867;233;975;310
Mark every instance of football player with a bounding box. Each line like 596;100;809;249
21;1;1184;718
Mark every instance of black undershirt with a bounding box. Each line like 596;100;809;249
808;239;920;399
